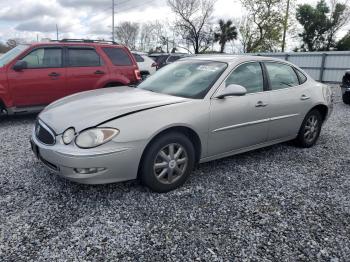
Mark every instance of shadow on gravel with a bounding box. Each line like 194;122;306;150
0;113;38;124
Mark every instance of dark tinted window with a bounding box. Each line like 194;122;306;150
22;48;62;68
149;55;168;64
265;62;299;90
103;47;132;66
295;68;307;84
133;53;144;62
225;62;264;94
68;48;101;67
167;55;181;63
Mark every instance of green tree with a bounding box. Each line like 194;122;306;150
296;0;349;51
240;0;284;53
214;19;238;53
337;31;350;50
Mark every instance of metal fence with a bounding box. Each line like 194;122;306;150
253;51;350;83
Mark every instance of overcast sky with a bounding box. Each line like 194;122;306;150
0;0;348;51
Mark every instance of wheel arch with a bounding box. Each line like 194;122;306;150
137;125;202;177
309;104;329;121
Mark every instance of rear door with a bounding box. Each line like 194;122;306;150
102;47;138;84
263;62;313;141
8;46;66;107
65;47;108;94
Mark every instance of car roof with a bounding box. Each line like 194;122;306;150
27;41;125;48
182;54;288;64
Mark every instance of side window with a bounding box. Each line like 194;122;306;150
295;68;307;84
225;62;264;94
22;48;62;68
133;53;144;62
102;47;132;66
68;48;101;67
167;55;181;63
265;62;299;90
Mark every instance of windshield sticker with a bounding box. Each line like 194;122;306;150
197;65;221;72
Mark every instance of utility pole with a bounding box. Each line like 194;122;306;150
281;0;290;52
56;24;59;41
112;0;115;42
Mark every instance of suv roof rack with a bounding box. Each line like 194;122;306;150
53;39;119;45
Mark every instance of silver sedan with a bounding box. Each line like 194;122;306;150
30;55;333;192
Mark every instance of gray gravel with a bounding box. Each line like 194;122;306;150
0;88;349;261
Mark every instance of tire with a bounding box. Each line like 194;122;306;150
140;132;195;193
343;93;350;105
295;109;323;148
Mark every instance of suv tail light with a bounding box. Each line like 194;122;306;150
134;69;142;81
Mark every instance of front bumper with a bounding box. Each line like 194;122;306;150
30;131;144;184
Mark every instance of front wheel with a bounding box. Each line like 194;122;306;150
343;93;350;105
140;132;195;193
295;110;323;148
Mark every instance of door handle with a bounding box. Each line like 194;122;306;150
300;94;310;101
255;101;268;107
94;70;105;75
48;72;60;77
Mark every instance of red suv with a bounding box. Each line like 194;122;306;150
0;39;141;115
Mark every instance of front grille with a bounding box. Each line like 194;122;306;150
35;120;56;145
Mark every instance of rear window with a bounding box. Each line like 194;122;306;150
149;55;168;64
133;53;144;62
167;55;181;63
103;47;133;66
68;48;101;67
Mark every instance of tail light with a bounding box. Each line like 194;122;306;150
134;69;142;81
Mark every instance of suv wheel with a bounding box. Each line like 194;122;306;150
343;93;350;104
140;132;195;193
295;110;323;148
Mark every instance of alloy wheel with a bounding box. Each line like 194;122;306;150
304;115;320;143
153;143;188;184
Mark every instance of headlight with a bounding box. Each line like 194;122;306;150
62;128;76;145
75;128;119;149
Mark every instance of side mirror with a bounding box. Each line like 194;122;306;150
215;84;247;99
13;60;28;71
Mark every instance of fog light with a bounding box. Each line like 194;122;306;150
74;167;106;174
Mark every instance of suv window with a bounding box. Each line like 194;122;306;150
22;48;62;68
167;55;181;63
265;62;299;90
225;62;264;94
68;48;101;67
295;68;307;84
133;53;144;62
103;47;132;66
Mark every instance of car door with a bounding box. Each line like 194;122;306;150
65;47;109;94
208;62;270;156
8;46;66;107
263;62;313;141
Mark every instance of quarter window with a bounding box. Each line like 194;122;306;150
225;62;264;94
103;47;132;66
295;68;307;84
133;53;145;62
22;48;62;68
265;62;299;90
68;48;101;67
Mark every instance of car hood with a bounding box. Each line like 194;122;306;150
39;86;189;134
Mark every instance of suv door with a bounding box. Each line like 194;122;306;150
8;47;66;107
209;62;270;156
263;62;312;141
65;47;108;94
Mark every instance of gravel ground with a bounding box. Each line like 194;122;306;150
0;88;349;261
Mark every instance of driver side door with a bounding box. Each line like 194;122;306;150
208;62;270;156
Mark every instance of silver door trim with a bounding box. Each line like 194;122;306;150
213;113;299;133
212;118;270;133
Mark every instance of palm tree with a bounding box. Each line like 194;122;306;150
214;19;238;53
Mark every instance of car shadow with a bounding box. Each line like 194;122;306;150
0;113;38;124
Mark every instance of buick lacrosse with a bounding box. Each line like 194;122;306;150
31;56;333;192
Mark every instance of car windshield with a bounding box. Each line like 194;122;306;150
138;60;227;99
0;45;29;67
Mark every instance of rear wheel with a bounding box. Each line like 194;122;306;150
140;132;195;193
295;110;323;148
343;93;350;104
